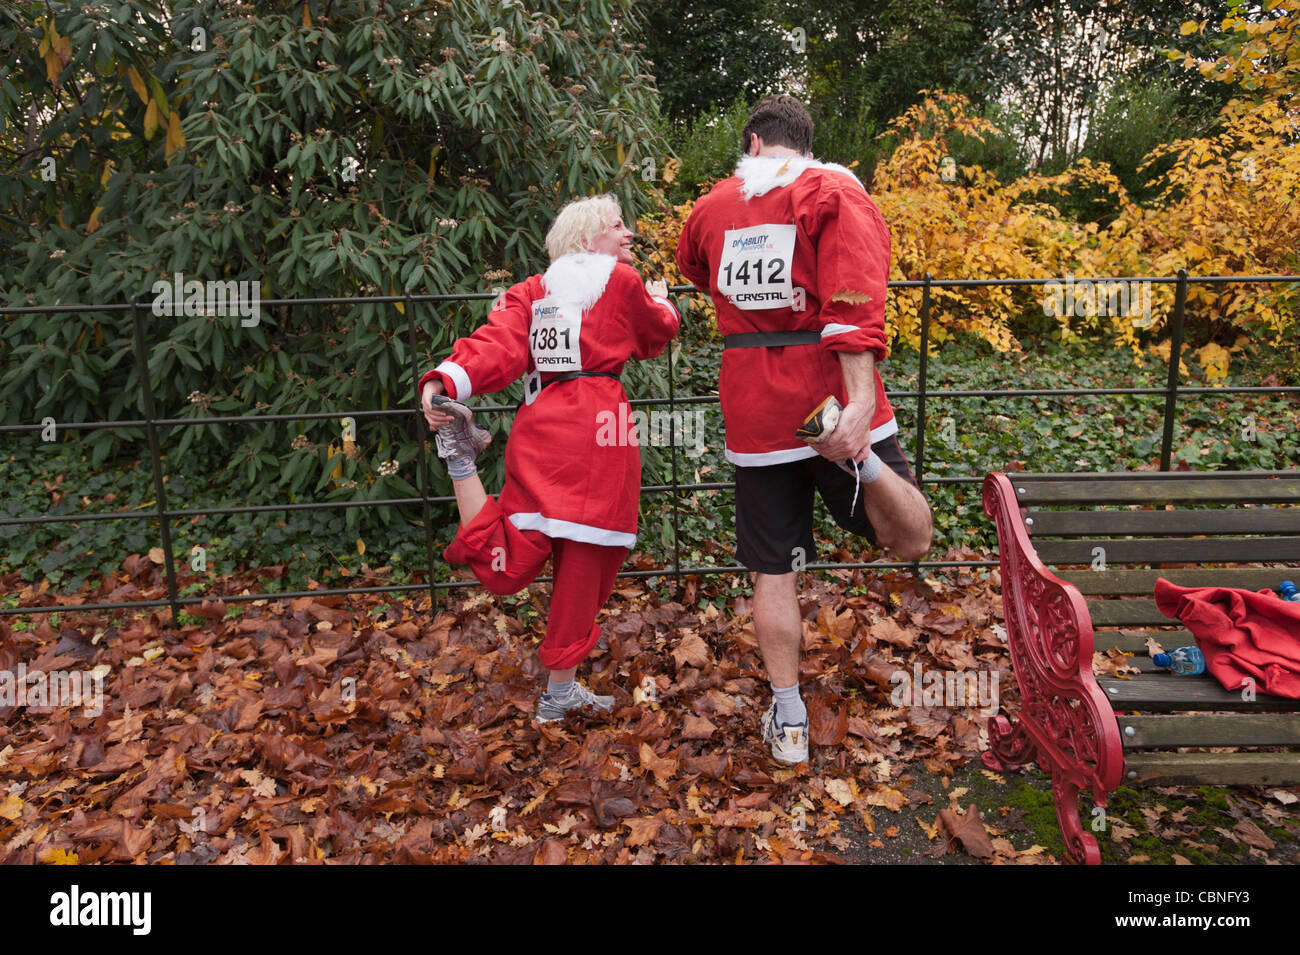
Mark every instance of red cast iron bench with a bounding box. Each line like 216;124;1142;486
982;470;1300;864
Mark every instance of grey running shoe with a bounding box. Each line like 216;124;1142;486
760;700;809;765
535;682;615;723
431;395;491;464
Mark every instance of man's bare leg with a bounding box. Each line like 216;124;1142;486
809;353;933;561
753;570;801;686
753;569;810;762
858;466;933;561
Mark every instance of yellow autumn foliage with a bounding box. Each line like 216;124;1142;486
1176;4;1299;97
1196;341;1232;383
639;197;715;328
639;14;1299;370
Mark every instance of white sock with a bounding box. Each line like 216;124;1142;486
446;453;477;481
846;451;884;517
857;450;883;484
771;682;806;726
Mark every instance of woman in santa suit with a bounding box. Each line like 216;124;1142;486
419;194;680;722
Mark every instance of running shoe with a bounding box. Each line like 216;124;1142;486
760;700;810;765
535;682;615;723
795;395;861;479
430;394;492;463
794;394;842;444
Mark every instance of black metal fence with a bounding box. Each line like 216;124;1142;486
3;270;1298;620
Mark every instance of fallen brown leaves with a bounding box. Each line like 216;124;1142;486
1111;790;1300;863
933;802;994;859
0;551;1021;864
1093;648;1141;679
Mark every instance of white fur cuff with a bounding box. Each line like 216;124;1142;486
436;360;472;401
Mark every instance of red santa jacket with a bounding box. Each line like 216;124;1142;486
1155;578;1300;699
419;253;680;547
677;153;896;465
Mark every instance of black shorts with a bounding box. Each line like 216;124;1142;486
734;434;920;574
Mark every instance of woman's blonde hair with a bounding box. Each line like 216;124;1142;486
545;194;622;261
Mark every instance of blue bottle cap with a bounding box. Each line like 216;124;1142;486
1153;652;1171;668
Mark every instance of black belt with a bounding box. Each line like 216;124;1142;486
723;330;822;349
541;370;621;390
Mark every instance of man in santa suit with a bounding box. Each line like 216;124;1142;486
421;194;680;722
677;95;932;764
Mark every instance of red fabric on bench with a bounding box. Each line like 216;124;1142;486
1154;579;1300;699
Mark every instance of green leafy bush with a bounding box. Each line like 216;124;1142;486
662;95;751;205
1;0;666;511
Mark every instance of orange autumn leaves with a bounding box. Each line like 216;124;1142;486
0;548;1039;864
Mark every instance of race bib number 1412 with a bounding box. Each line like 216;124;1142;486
718;223;796;310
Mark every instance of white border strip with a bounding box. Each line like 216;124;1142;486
821;323;860;339
509;512;636;548
725;445;820;466
869;417;899;443
725;416;899;467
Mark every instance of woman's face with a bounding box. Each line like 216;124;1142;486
584;212;634;264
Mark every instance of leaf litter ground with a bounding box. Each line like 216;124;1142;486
2;549;1297;865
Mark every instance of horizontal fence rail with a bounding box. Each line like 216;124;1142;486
3;271;1298;619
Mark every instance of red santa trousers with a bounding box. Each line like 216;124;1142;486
444;496;627;670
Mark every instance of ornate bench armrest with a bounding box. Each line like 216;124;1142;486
983;473;1126;862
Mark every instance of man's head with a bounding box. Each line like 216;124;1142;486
741;95;814;157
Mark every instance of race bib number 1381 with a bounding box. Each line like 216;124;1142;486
718;223;796;310
529;298;582;371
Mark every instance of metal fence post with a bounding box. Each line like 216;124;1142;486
668;336;682;599
406;294;439;610
1159;269;1189;471
129;301;180;622
914;274;933;489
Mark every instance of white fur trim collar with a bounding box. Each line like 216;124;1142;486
735;153;866;199
541;252;618;310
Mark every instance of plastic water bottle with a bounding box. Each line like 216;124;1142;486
1279;581;1300;602
1153;646;1205;675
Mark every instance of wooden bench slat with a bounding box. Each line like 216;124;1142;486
1086;599;1172;626
1118;714;1300;749
1028;508;1300;537
1122;752;1300;786
1038;536;1300;563
1112;628;1194;643
1119;655;1165;674
1058;568;1296;595
1011;477;1300;504
1093;629;1192;655
1097;674;1300;711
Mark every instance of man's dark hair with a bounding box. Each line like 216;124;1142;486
740;95;814;156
